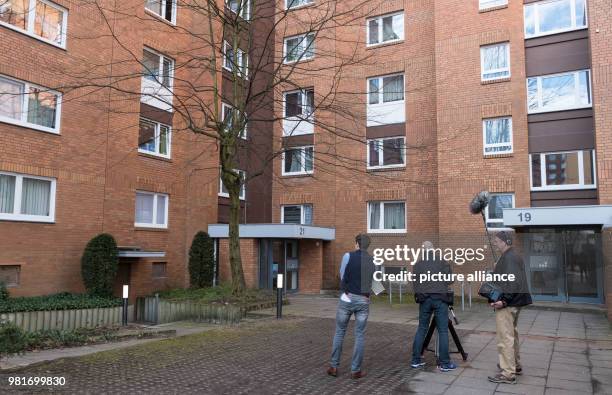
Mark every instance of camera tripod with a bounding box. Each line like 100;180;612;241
421;306;468;362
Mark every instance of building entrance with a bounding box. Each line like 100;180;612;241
258;240;299;292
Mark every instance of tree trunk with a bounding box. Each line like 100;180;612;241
228;182;246;295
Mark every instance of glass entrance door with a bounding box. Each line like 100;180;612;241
524;228;603;304
258;239;299;292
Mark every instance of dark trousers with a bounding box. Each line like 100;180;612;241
411;297;450;364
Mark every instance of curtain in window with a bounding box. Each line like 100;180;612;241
156;195;166;225
303;204;313;225
485;118;510;144
369;202;380;229
143;50;160;80
384;202;405;230
159;125;169;155
285;150;301;173
285;92;300;117
145;0;163;15
162;58;172;87
575;0;587;26
382;75;404;102
489;195;512;220
368;19;379;44
0;0;29;30
135;193;154;224
482;44;508;78
368;140;380;166
35;1;63;45
21;177;50;216
304;34;314;58
27;88;57;128
139;118;156;151
368;79;380;104
383;138;404;165
382;15;402;42
304;89;314;116
0;77;24;120
0;174;16;214
286;37;299;62
304;147;313;171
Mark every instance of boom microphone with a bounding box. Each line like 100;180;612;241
469;190;490;214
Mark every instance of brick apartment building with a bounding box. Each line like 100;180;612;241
1;0;612;316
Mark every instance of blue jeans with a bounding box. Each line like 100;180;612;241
412;298;450;365
330;294;369;372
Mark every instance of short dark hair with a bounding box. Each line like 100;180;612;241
495;231;513;246
355;234;370;250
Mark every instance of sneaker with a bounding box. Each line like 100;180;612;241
488;373;516;384
411;361;426;368
497;363;522;375
438;362;457;372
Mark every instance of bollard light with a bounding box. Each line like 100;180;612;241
276;274;284;319
122;284;129;326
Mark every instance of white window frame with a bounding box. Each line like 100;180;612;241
0;74;62;134
134;191;169;229
222;41;248;79
283;33;315;64
144;0;177;24
226;0;250;20
367;73;405;106
282;146;314;176
221;102;247;139
480;42;511;81
283;89;314;120
484;193;515;230
482;117;513;156
366;136;406;169
281;204;313;225
218;169;246;200
0;171;56;223
0;0;68;48
142;47;174;90
285;0;314;10
138;118;172;159
527;69;592;114
524;0;588;39
479;0;508;10
529;149;597;191
366;11;404;47
367;201;406;234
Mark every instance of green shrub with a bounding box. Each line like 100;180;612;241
0;320;27;358
0;282;9;301
188;231;215;288
0;293;121;314
81;233;119;297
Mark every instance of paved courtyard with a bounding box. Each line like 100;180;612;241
1;296;611;394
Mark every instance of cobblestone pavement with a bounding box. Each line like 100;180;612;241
2;296;612;394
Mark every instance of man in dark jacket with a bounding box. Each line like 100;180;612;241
327;234;375;380
410;241;457;372
488;231;533;384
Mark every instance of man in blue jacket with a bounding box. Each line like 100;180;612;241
327;234;375;380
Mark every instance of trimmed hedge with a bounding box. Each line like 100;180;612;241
0;293;121;314
81;233;119;297
188;231;215;288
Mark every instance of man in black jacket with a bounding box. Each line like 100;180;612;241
411;241;457;372
488;231;533;384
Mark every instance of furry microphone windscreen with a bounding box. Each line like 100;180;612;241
469;190;490;214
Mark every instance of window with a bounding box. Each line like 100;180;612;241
367;73;405;126
139;118;171;158
0;0;67;47
142;48;173;89
223;41;248;78
226;0;250;20
483;117;512;155
135;191;168;228
286;0;313;9
221;102;247;139
145;0;176;24
367;137;406;169
0;75;61;133
219;169;246;200
485;193;514;229
524;0;587;38
152;262;167;279
479;0;507;10
527;69;591;113
367;201;406;233
282;146;314;175
0;265;20;287
0;171;56;222
367;12;404;46
281;204;313;225
480;43;510;81
368;74;404;105
530;149;596;191
284;33;314;63
283;89;314;136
